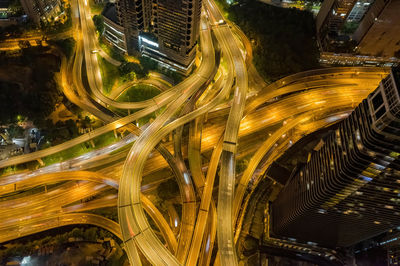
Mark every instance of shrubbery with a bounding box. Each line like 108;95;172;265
225;0;320;81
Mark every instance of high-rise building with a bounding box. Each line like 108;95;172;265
316;0;358;49
20;0;62;25
102;3;127;53
115;0;152;54
316;0;376;50
116;0;201;74
347;0;374;22
353;0;400;57
272;67;400;248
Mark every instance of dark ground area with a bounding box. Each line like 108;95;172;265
0;46;62;125
221;0;320;81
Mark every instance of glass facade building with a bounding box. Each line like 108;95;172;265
272;67;400;248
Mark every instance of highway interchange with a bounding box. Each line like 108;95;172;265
0;0;391;265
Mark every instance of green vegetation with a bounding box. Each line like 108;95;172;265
50;37;76;58
42;7;72;34
117;84;160;102
41;131;117;166
236;158;249;174
116;56;158;81
0;47;62;125
97;55;120;95
89;0;106;15
159;68;184;85
6;124;25;138
35;119;79;146
0;226;120;265
5;0;24;17
93;14;105;34
99;38;126;62
87;207;118;223
342;21;359;35
157;179;180;200
119;62;145;80
140;56;158;72
220;0;320;81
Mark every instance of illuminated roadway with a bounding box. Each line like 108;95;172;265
0;66;387;264
0;171;178;252
0;0;393;264
205;1;248;265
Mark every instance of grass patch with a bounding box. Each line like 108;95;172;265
97;54;120;95
89;0;105;15
99;38;126;63
41;143;92;165
116;84;160;102
41;131;117;166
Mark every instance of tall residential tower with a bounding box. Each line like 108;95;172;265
116;0;202;74
20;0;62;25
272;67;400;247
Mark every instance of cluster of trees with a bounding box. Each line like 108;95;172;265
93;15;105;34
5;125;25;138
6;0;24;16
157;179;180;200
227;0;320;81
51;38;76;58
0;227;113;263
35;119;80;146
0;22;36;41
42;7;72;34
118;57;158;80
0;47;62;125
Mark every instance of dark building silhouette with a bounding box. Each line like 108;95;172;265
353;0;400;57
20;0;61;25
116;0;201;74
316;0;359;49
272;67;400;248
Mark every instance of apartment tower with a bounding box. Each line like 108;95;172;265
20;0;62;25
116;0;202;74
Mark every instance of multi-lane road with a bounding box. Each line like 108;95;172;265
0;0;391;265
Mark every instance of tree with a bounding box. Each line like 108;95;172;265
118;62;148;79
93;15;105;34
71;227;83;238
7;125;24;138
84;227;98;242
236;159;249;174
140;56;158;72
52;38;76;58
157;179;180;200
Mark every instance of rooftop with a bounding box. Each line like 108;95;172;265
102;3;118;25
0;0;9;9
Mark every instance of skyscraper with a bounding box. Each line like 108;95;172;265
116;0;201;74
316;0;376;50
20;0;62;25
316;0;358;48
352;0;400;57
272;67;400;248
115;0;152;54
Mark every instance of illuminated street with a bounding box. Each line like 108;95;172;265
0;0;399;265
